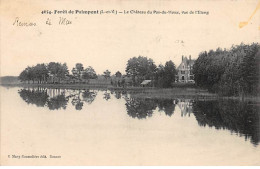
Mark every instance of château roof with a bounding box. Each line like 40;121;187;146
177;56;195;70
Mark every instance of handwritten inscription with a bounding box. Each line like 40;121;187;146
59;17;72;25
12;17;73;27
45;17;72;26
13;17;36;26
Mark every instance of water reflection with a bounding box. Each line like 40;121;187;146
124;97;177;118
157;99;177;116
112;90;128;100
82;90;97;104
70;90;83;110
47;94;68;110
18;88;97;110
125;97;157;119
177;99;192;117
193;100;260;146
103;91;111;101
19;88;49;107
124;98;189;118
17;88;260;146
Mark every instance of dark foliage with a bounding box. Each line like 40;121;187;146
193;43;260;96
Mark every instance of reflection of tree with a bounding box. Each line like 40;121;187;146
18;88;69;110
157;99;176;116
71;90;84;110
110;90;128;99
114;91;122;99
125;97;157;119
193;100;260;146
75;102;83;110
47;94;68;110
71;89;97;110
19;88;98;111
82;89;97;104
103;91;111;101
18;88;49;107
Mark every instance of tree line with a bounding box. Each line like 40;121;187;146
19;62;68;83
19;62;99;84
126;56;176;87
19;56;177;87
193;43;259;96
18;42;259;96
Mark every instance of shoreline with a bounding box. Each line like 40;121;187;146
1;83;259;101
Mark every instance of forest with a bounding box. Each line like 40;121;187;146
193;43;259;96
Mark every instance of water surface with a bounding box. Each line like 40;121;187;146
1;86;260;165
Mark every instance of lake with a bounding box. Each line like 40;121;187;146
1;86;260;165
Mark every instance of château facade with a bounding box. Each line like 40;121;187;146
177;55;195;83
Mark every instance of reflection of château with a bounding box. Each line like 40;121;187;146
177;99;193;117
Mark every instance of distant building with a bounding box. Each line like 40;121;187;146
177;55;195;83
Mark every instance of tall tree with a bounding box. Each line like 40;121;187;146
47;62;67;83
115;71;122;78
126;56;157;86
154;61;176;88
72;63;84;80
18;69;29;83
26;66;35;83
126;57;139;85
163;60;176;87
82;66;98;81
57;63;69;82
34;64;49;83
103;70;111;79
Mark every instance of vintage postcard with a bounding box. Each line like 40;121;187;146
0;0;260;166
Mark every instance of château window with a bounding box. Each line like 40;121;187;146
181;71;185;74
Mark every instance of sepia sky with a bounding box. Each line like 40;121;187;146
0;0;259;76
